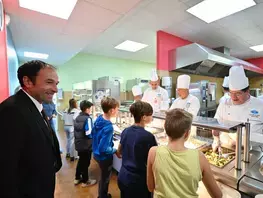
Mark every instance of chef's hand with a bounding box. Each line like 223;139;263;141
212;130;220;152
52;114;56;118
212;140;221;152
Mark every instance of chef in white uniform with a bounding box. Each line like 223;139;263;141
219;76;230;104
142;69;169;112
213;66;263;151
132;85;142;102
170;74;200;116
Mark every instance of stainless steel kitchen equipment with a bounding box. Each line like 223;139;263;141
177;80;217;117
72;77;121;116
170;43;263;78
126;78;149;93
250;88;261;97
190;117;263;197
115;109;263;197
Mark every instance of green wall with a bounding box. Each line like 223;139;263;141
57;53;155;91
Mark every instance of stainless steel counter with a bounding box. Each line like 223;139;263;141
117;109;263;196
192;116;243;132
153;114;244;133
239;152;263;197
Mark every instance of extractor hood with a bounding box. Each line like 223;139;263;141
170;43;263;78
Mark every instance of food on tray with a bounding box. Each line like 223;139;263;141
145;126;163;134
184;137;208;149
157;137;168;146
204;149;234;168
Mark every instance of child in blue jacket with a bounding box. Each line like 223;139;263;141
92;97;119;198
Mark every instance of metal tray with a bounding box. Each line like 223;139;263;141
200;145;235;168
186;137;211;150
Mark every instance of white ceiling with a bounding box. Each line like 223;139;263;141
3;0;143;65
3;0;263;65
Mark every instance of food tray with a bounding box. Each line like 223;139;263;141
200;146;235;168
185;137;211;150
145;126;164;134
157;137;168;146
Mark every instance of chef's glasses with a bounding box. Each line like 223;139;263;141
228;91;245;97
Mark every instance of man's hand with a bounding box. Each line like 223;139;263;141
52;114;56;118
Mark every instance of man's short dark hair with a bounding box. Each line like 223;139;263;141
130;101;153;123
80;100;93;112
222;86;229;91
17;60;55;87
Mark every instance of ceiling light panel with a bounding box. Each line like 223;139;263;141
114;40;148;52
187;0;256;23
250;44;263;52
24;51;49;59
19;0;78;19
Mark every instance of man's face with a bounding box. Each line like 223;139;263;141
177;89;189;99
150;80;159;90
229;89;249;105
23;67;59;103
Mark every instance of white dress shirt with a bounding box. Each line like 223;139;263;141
22;89;43;113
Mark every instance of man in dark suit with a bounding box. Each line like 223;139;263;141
0;60;62;198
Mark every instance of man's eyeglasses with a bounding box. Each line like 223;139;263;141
228;91;244;97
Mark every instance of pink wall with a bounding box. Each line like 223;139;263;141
0;13;9;102
156;30;192;71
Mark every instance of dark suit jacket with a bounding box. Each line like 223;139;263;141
0;90;62;198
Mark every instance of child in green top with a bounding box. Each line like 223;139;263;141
147;108;222;198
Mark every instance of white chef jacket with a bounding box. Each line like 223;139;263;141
257;95;263;101
170;94;200;116
142;86;169;112
219;93;230;104
214;96;263;144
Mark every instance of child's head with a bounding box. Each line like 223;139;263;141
80;100;93;114
165;108;193;141
101;97;119;117
69;98;77;109
130;101;153;125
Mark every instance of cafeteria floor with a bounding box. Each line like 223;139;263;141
55;131;120;198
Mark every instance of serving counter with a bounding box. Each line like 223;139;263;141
112;108;263;197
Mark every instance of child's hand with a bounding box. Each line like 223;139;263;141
115;150;122;158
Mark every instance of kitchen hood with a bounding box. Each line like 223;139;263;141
170;43;263;78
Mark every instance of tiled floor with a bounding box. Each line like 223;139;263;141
55;131;120;198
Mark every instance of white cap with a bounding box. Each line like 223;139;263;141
229;66;249;91
150;69;158;82
177;74;190;89
132;85;142;96
222;76;229;88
